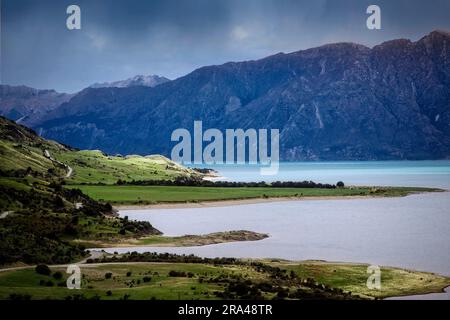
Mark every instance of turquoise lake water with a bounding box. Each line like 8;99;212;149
192;160;450;189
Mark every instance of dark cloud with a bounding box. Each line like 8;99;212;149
2;0;450;92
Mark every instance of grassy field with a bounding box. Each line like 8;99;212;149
67;184;439;205
0;116;200;185
53;150;199;184
268;260;450;299
0;263;226;300
0;137;67;177
0;261;448;300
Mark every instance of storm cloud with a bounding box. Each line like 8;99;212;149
2;0;450;92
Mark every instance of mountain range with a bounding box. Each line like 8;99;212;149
1;30;449;160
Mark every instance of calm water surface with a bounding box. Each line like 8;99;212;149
102;161;450;298
113;192;450;277
194;160;450;188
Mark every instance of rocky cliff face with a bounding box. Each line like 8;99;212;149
11;31;450;160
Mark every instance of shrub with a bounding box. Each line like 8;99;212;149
142;277;152;283
336;181;345;188
168;270;187;277
45;280;54;287
106;290;112;296
35;264;51;276
105;272;113;279
53;271;63;280
276;289;288;299
126;271;132;277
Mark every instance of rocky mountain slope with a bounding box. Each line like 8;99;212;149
89;74;170;89
0;85;73;126
6;30;450;160
0;75;169;127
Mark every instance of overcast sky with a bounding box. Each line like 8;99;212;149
1;0;450;93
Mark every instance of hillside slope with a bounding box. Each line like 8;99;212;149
0;117;164;265
0;116;199;184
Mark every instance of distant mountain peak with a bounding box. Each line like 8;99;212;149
89;75;170;89
0;84;73;125
427;29;450;37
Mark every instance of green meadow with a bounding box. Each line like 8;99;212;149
53;150;199;184
67;184;438;205
1;261;448;300
269;261;450;299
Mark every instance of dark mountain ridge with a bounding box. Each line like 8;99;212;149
0;85;74;126
11;30;450;160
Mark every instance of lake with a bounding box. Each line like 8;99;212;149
193;160;450;189
102;161;450;298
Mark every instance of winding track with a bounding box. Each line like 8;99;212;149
0;250;107;273
44;149;73;178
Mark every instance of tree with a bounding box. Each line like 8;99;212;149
336;181;345;188
35;264;51;276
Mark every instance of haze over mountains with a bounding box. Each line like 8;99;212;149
1;30;449;160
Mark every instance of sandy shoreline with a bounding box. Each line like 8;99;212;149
114;194;385;210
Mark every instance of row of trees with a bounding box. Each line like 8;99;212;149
114;177;342;189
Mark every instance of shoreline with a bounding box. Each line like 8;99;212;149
76;230;269;248
114;193;425;210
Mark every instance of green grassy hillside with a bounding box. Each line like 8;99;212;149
53;150;198;184
0;116;200;184
0;117;165;265
0;117;67;177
